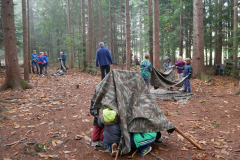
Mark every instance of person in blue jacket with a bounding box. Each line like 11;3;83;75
58;51;66;70
163;56;173;91
31;50;39;74
42;52;49;75
177;58;192;93
96;42;113;80
38;52;44;76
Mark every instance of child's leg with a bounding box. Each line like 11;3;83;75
144;79;150;89
92;126;103;141
103;139;112;151
184;79;187;92
99;127;104;141
187;79;191;92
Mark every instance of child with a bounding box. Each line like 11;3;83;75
177;58;192;93
42;52;49;75
38;52;44;76
163;56;173;91
90;99;104;143
175;56;185;90
141;53;152;89
98;107;121;157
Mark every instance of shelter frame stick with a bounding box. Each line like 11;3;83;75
174;128;203;150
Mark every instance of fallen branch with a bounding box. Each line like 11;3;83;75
174;128;203;150
4;97;27;100
37;98;66;103
150;152;164;160
115;150;119;160
57;139;69;148
5;137;27;146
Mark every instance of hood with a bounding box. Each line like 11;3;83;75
99;108;118;125
165;56;171;62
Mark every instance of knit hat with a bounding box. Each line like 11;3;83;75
60;51;64;54
99;42;104;46
99;108;118;125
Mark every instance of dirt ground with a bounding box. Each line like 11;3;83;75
0;65;240;160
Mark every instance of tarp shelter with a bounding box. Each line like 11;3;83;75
92;69;175;154
150;66;186;88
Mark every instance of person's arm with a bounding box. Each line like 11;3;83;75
90;100;95;116
31;54;34;61
95;51;99;67
163;63;167;70
187;66;192;77
177;66;185;70
98;117;104;128
107;50;113;64
149;63;153;72
175;61;180;66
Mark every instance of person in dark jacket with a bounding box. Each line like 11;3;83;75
163;56;173;91
90;99;104;142
38;52;44;76
98;107;121;157
175;56;185;90
42;52;49;75
58;51;66;70
177;58;192;93
95;42;113;80
31;50;39;74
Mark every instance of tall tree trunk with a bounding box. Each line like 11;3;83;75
67;0;73;69
209;0;213;66
179;0;183;57
0;0;33;91
233;0;238;70
57;29;60;59
99;0;103;42
88;0;93;64
192;0;206;79
81;0;87;69
27;0;31;73
153;0;160;70
148;0;153;64
120;0;123;70
217;0;222;64
92;1;96;57
214;0;218;66
125;0;131;70
109;0;113;63
22;0;29;81
30;0;34;54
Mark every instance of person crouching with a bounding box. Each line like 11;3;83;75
98;107;121;157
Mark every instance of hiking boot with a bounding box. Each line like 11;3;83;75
138;145;152;156
111;143;118;157
155;139;162;143
182;90;187;93
188;91;191;93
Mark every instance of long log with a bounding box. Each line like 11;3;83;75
174;128;203;150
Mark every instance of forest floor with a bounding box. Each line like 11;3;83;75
0;64;240;160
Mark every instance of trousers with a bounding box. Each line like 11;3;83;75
100;65;110;80
32;61;39;73
184;78;191;91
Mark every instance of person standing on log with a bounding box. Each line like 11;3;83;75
95;42;113;80
31;50;39;74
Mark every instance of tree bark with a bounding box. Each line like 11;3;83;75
192;0;206;79
27;0;31;73
125;0;131;70
153;0;160;70
67;0;73;69
81;0;87;69
179;0;183;57
109;1;113;63
22;0;29;81
99;0;103;42
88;0;93;64
120;0;123;70
148;0;153;64
0;0;33;91
233;0;238;70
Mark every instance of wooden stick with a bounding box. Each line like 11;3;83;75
114;150;119;160
5;137;27;146
150;152;164;160
174;128;203;150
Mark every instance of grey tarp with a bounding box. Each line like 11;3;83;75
92;69;175;154
150;66;186;88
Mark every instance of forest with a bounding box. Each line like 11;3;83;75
0;0;240;160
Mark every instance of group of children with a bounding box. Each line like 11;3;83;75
140;53;192;93
31;50;67;76
90;100;162;157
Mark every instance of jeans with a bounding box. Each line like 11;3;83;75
184;78;191;91
100;65;110;80
103;139;112;151
144;79;150;89
39;63;43;75
32;61;39;73
43;65;48;75
178;73;183;80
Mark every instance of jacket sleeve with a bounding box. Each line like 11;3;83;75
95;51;99;67
90;99;95;116
31;54;34;61
175;61;180;66
163;63;168;70
149;63;152;72
177;66;184;70
187;66;192;77
98;117;104;128
107;50;113;64
63;55;66;60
